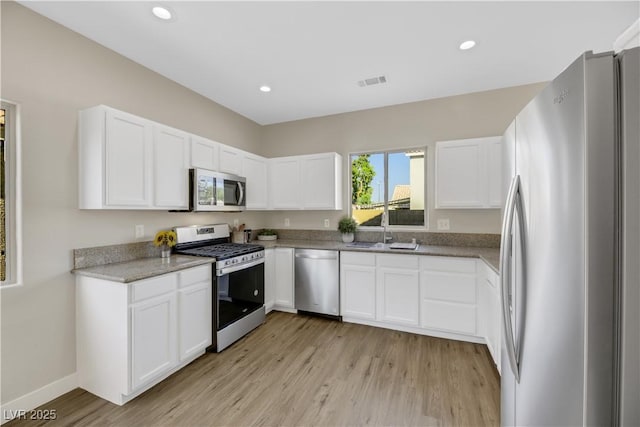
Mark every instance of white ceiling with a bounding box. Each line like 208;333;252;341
19;1;639;125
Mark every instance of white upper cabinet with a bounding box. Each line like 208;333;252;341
79;105;342;211
242;153;269;210
79;105;189;210
154;125;189;209
486;138;503;208
269;153;343;210
218;143;243;176
190;135;219;171
93;108;152;208
269;157;302;209
435;136;502;209
301;153;343;210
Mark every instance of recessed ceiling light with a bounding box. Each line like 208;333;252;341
259;85;272;93
152;6;173;21
459;40;476;50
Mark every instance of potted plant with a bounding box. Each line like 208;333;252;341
154;230;177;258
338;216;357;243
257;229;278;241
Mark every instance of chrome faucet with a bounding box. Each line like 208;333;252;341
381;212;393;244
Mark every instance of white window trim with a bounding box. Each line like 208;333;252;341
348;146;428;231
1;100;23;288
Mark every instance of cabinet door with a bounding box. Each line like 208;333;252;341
243;154;269;209
487;268;501;372
300;154;342;210
154;125;189;208
191;136;219;171
269;158;301;209
435;139;485;208
105;109;152;207
377;267;420;326
487;139;503;208
477;271;491;343
131;293;177;390
340;264;376;320
264;249;276;313
219;144;243;176
420;256;477;335
178;282;212;361
274;248;294;308
376;254;420;326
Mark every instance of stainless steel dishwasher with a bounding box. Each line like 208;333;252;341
294;249;340;317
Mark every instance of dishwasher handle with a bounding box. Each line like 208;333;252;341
295;253;338;260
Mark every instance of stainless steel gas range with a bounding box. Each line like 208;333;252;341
173;224;265;352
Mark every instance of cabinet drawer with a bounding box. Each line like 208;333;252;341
179;265;211;288
341;251;376;266
131;274;177;303
377;254;419;269
420;256;476;273
422;271;476;303
421;300;476;335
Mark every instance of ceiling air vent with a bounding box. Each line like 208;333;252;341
358;75;387;87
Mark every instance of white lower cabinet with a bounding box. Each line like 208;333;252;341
273;248;295;311
340;252;488;343
177;269;212;361
131;292;178;390
420;256;478;335
76;264;212;405
478;261;501;372
376;254;420;327
264;248;276;313
340;252;377;320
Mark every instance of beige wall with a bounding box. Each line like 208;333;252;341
259;82;545;232
0;0;546;406
0;2;266;404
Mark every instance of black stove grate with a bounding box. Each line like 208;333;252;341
175;243;263;260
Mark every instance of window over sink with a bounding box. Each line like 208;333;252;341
349;148;426;229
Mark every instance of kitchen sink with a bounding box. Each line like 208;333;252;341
345;241;384;249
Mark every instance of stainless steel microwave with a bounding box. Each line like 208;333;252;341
190;168;246;212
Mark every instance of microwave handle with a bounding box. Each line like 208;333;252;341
237;181;245;205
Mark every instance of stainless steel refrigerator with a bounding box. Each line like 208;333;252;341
499;47;639;426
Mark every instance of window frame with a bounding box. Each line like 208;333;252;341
1;100;23;288
348;146;428;231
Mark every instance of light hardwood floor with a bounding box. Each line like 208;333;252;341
7;312;500;426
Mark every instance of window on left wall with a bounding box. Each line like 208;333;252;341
1;101;21;286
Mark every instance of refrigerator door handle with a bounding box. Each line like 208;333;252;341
500;174;523;383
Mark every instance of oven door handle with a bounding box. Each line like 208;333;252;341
217;258;264;276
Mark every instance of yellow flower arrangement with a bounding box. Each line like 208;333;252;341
154;230;177;247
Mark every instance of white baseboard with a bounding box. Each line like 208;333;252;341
0;373;78;425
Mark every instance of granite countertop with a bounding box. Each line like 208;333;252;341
71;255;215;283
255;239;500;273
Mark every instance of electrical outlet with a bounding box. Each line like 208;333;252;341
284;218;290;227
437;219;450;230
135;225;144;239
324;219;330;228
233;219;239;229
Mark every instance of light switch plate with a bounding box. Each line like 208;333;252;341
135;225;144;239
284;218;290;227
437;219;450;230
